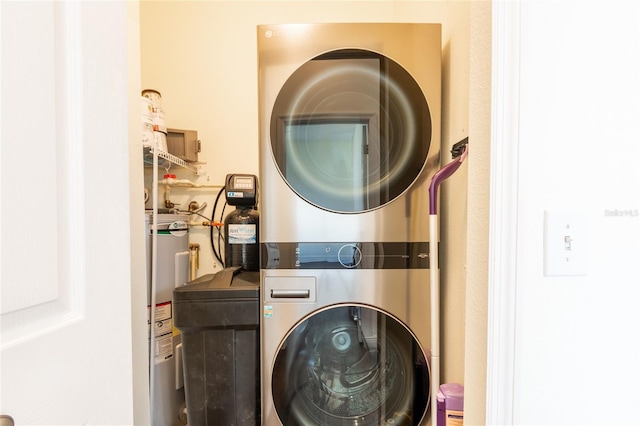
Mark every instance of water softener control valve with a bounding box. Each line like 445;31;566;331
225;174;258;207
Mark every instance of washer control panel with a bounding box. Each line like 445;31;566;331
261;242;431;270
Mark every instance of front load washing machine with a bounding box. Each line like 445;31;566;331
258;23;441;425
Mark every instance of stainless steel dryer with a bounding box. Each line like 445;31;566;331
258;23;441;426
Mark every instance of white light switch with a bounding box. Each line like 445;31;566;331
544;210;587;276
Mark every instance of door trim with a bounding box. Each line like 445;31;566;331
486;1;520;424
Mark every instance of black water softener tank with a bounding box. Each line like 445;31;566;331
223;174;259;271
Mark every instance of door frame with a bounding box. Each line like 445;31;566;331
485;1;520;424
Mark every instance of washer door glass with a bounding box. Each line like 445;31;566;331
271;305;430;425
270;49;432;213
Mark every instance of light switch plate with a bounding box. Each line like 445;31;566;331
544;210;587;276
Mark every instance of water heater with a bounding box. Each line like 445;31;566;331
145;212;190;426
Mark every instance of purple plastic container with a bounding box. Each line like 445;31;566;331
436;383;464;426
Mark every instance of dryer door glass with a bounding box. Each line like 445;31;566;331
271;305;430;425
270;49;432;213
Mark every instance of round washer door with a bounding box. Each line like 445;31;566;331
271;305;430;425
270;49;432;213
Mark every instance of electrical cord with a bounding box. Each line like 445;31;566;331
218;199;228;267
210;186;226;266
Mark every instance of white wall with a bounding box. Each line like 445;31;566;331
512;1;640;424
139;1;486;424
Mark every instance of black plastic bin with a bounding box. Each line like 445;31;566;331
174;267;260;426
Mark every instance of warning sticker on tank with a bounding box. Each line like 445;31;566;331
228;224;256;244
147;301;174;364
153;334;173;365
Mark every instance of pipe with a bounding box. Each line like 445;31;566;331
188;220;224;228
189;243;200;281
149;148;158;421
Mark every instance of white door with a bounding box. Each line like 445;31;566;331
1;2;137;424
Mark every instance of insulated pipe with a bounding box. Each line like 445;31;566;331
428;143;468;426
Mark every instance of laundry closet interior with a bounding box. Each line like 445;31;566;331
140;2;484;425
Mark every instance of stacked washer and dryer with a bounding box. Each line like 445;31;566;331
257;23;442;426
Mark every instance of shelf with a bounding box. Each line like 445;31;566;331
143;147;202;174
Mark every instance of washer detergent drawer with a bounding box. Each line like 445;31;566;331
264;276;316;302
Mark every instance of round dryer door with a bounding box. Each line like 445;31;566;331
271;305;430;426
270;49;432;213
